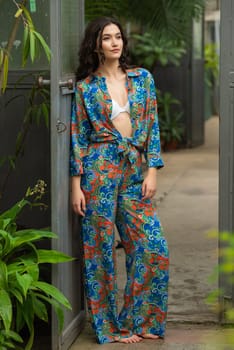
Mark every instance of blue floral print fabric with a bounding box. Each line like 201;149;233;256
70;68;164;175
70;67;169;344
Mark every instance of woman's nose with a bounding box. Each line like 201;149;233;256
111;38;118;46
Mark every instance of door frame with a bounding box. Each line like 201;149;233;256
219;0;234;322
50;1;85;349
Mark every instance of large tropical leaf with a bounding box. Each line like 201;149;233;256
0;229;15;257
0;290;12;331
11;229;57;247
8;287;23;304
31;281;72;310
0;229;57;260
35;293;65;332
16;272;33;298
85;0;205;42
37;249;75;264
7;259;39;278
18;295;35;350
0;261;8;288
31;294;48;322
0;330;23;349
0;199;29;223
85;0;126;20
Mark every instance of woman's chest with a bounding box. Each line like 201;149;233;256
83;79;147;122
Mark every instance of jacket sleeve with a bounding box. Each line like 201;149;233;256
144;72;164;169
70;86;92;176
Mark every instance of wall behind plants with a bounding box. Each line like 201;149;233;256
0;74;51;229
152;56;189;143
153;53;205;148
0;1;51;229
130;25;205;148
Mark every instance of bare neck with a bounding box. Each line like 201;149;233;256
97;61;124;80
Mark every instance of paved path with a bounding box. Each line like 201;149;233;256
70;323;233;349
156;116;219;324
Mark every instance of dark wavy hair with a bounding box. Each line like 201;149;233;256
76;17;130;81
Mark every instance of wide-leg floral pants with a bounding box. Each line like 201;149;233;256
80;141;169;344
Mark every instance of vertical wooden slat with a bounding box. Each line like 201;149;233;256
50;1;85;349
219;0;234;322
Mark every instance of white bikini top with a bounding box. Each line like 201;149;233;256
111;99;130;120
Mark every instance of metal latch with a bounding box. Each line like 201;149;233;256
37;76;74;90
56;120;67;133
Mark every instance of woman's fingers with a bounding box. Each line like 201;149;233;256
72;195;86;216
142;185;156;199
80;196;86;216
142;182;146;197
142;175;157;200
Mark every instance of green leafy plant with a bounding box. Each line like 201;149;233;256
204;43;219;116
157;91;184;149
204;43;219;89
0;0;51;93
206;231;234;348
130;32;186;70
0;180;73;350
85;0;204;44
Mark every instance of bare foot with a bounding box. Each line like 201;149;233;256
141;334;160;340
114;335;142;343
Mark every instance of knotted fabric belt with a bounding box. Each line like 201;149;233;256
116;137;143;164
89;135;143;164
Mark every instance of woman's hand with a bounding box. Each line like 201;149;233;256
142;167;157;200
71;176;86;216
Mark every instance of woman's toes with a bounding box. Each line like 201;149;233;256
141;334;160;339
114;335;142;343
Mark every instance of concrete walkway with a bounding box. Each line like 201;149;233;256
156;115;219;324
70;116;234;349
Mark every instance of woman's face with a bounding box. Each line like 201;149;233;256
98;23;123;61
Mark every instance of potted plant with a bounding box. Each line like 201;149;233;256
0;180;74;350
157;91;185;151
130;32;186;70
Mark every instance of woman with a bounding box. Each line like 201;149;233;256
70;16;169;344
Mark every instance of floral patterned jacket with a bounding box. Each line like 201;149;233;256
70;67;164;176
